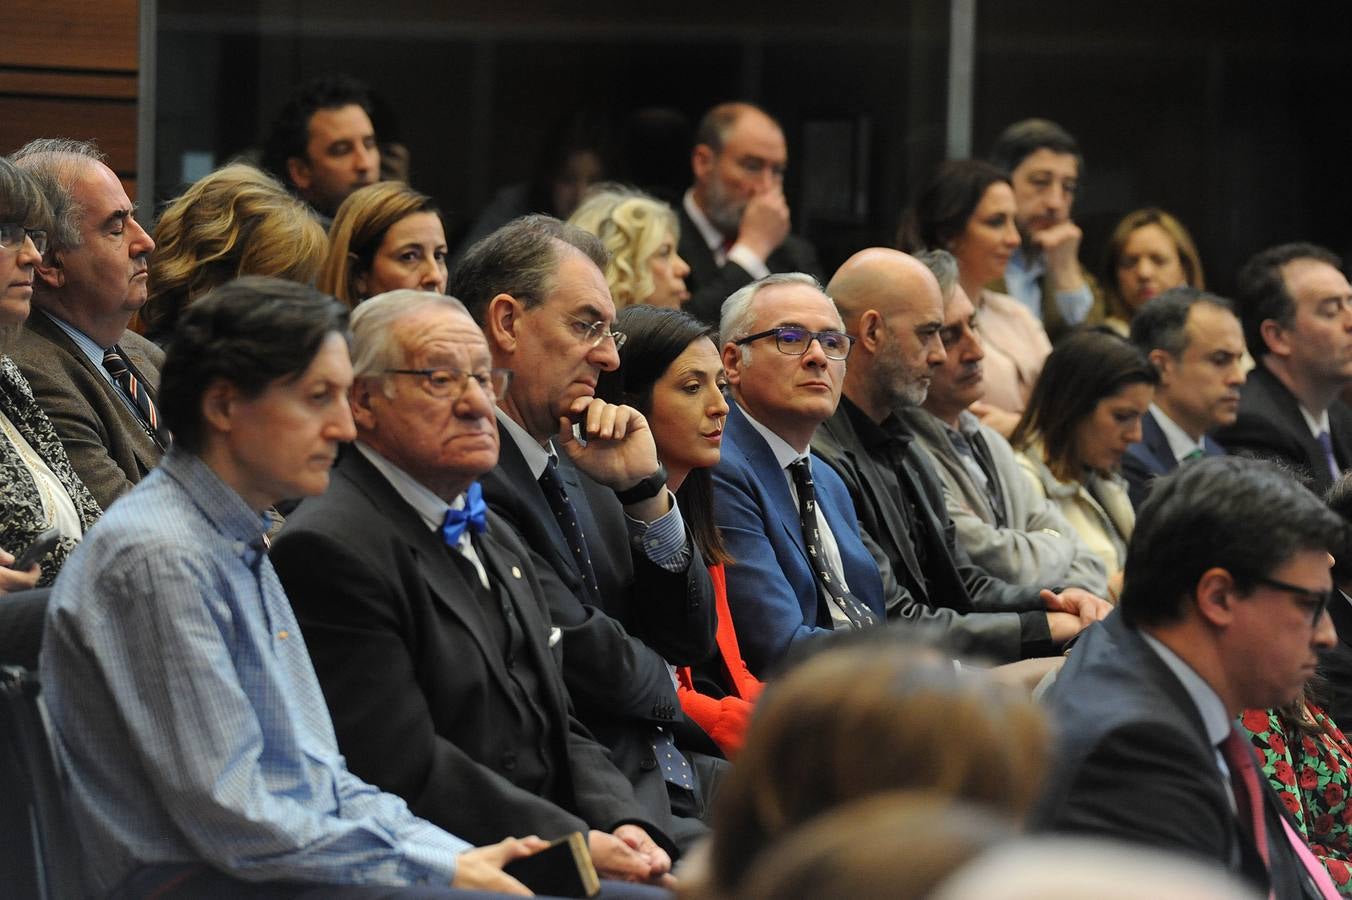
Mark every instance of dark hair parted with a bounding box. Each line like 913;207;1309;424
447;214;607;325
988;117;1082;178
1128;286;1237;359
261;74;375;185
596;304;730;565
159;276;349;453
0;157;51;232
895;160;1009;254
1010;329;1158;481
1235;242;1343;360
1326;473;1352;585
1121;456;1344;627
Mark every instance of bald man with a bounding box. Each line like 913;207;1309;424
811;248;1107;662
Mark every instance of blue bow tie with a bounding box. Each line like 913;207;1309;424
441;482;489;545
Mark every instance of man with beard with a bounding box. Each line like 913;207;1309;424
811;249;1108;665
988;118;1103;341
679;103;823;325
9;139;164;509
898;250;1108;595
1122;287;1246;508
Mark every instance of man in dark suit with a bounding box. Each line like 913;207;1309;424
1215;243;1352;497
9;138;164;509
270;291;676;885
1039;456;1343;898
811;249;1104;665
448;216;718;849
1320;476;1352;730
678;102;822;325
1122;287;1246;508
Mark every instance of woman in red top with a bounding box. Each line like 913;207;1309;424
598;303;762;756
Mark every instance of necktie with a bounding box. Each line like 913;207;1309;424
1221;730;1340;899
441;482;489;545
1317;431;1340;481
788;459;879;630
538;456;600;602
1183;447;1206;462
102;345;169;449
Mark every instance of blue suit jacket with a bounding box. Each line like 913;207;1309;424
711;402;886;675
1121;410;1225;509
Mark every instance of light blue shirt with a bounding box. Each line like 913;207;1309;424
41;449;470;894
1004;249;1094;327
41;309;143;421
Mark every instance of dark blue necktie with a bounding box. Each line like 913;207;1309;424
441;482;489;545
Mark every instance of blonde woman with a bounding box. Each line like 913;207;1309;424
319;181;447;308
137;164;327;344
1101;207;1206;335
569;183;690;309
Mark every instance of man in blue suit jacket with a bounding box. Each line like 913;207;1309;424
1123;287;1246;508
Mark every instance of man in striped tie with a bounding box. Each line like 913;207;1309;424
8;138;165;509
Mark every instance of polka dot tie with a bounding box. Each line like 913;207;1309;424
538;456;600;603
789;458;878;630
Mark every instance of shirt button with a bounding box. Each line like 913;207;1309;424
277;630;289;640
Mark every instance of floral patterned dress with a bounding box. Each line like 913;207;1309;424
1241;704;1352;894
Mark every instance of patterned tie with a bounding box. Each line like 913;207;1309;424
789;459;879;630
102;345;169;448
1317;431;1340;481
538;456;600;602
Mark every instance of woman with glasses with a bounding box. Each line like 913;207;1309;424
1011;330;1157;582
569;184;692;310
596;304;763;757
319;181;448;308
0;158;102;589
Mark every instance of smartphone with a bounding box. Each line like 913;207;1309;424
13;527;60;570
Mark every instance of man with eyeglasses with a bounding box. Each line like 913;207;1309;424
449;215;719;853
1039;456;1342;899
9;138;163;509
271;291;678;890
1214;243;1352;497
679;102;823;325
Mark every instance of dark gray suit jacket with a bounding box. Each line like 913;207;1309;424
677;204;824;326
9;310;164;509
1121;409;1226;510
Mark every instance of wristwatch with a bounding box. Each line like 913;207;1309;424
613;464;668;504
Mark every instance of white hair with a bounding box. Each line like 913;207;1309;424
350;289;473;395
720;272;829;363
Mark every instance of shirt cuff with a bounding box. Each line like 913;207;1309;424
625;494;692;572
727;243;771;280
1054;284;1094;326
398;824;472;885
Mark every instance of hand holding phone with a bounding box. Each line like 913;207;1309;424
13;527;60;571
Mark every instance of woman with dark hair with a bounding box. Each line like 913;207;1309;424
898;160;1051;437
318;181;447;308
596;304;762;757
1010;330;1157;579
1101;208;1206;335
0;158;101;589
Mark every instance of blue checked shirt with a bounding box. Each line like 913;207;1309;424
41;449;470;894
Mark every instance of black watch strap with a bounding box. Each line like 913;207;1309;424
613;464;668;504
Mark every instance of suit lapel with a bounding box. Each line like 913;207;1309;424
727;404;814;573
494;434;580;585
678;205;722;285
1141;412;1179;474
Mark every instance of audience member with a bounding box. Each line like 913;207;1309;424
1215;243;1352;496
678;102;823;324
898;159;1051;436
135;163;328;344
269;291;677;885
1038;455;1344;898
1011;330;1157;579
706;635;1048;894
1122;287;1245;508
319;181;448;308
40;276;550;898
0;157;100;588
814;251;1104;663
1323;474;1352;729
569;184;691;309
261;74;380;222
449;215;720;850
720;794;1016;900
1102;208;1206;335
900;249;1107;595
9;138;164;509
597;304;762;758
987;118;1103;340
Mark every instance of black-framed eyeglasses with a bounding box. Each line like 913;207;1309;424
0;223;48;255
561;313;627;350
734;326;855;361
384;367;512;402
1252;575;1333;626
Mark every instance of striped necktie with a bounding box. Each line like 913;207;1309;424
102;345;169;449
